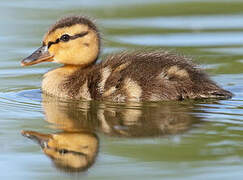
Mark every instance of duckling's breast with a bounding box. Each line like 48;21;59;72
42;66;80;98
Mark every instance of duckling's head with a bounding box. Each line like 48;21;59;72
21;16;100;67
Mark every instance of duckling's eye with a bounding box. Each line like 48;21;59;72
60;34;70;42
59;149;68;155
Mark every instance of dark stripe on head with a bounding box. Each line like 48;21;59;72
48;16;98;34
47;38;60;48
56;148;88;157
47;31;89;48
70;31;89;40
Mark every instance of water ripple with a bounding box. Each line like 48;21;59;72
111;32;243;47
104;14;243;30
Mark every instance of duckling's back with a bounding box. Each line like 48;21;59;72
64;51;232;102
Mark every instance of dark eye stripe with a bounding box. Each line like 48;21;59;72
48;38;60;48
70;31;89;40
54;148;88;157
47;31;89;49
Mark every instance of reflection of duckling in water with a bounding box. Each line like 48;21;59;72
21;16;232;102
96;101;200;137
42;94;201;137
22;130;98;172
22;95;202;172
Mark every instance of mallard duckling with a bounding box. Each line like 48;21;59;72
21;16;232;102
22;130;98;172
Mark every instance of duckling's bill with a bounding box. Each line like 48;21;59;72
21;130;51;149
21;46;54;66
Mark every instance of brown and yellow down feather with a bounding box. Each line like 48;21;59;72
59;50;232;102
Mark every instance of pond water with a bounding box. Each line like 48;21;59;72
0;0;243;179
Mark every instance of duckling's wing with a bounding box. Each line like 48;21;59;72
99;51;232;101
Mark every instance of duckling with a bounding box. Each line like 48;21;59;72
21;16;232;102
22;130;99;172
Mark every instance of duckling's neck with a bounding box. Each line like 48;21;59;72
42;65;81;98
